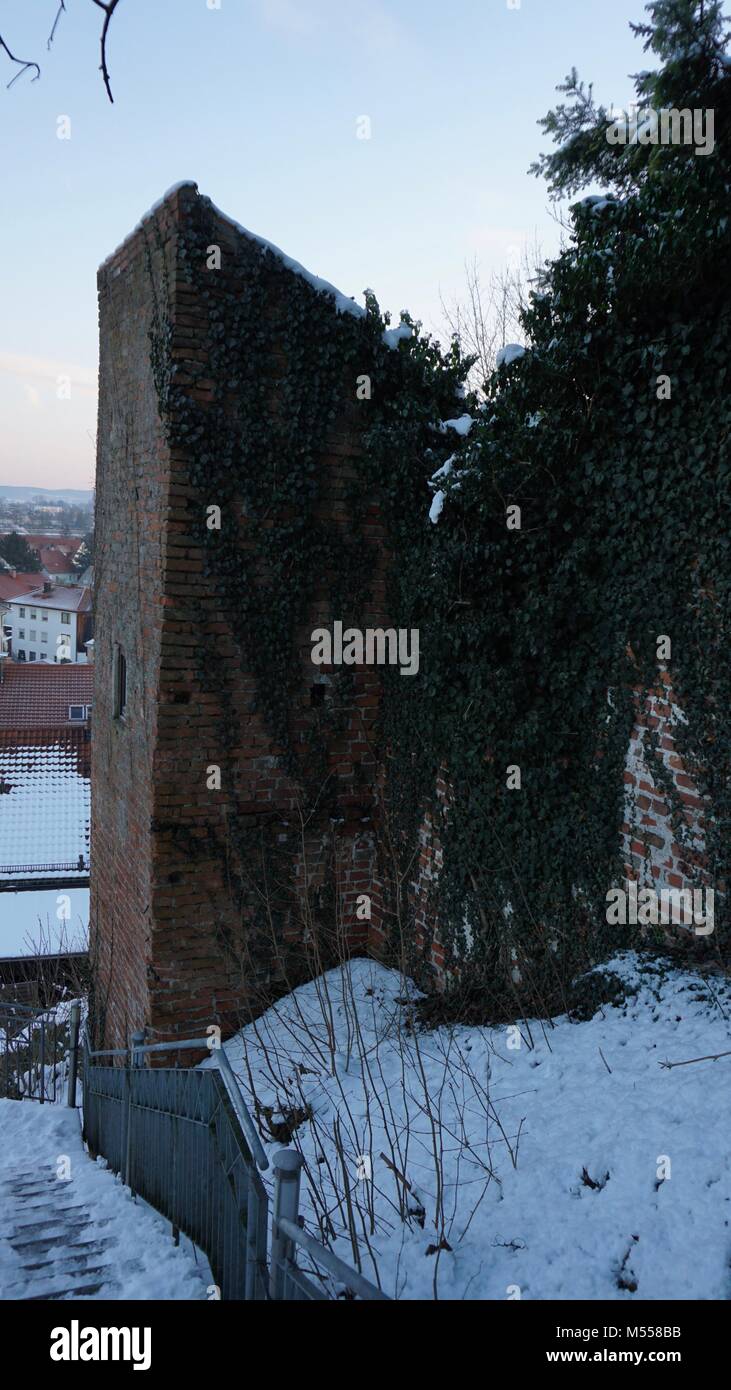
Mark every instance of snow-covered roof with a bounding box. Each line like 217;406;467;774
0;733;90;879
9;586;92;614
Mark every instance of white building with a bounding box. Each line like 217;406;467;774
4;583;93;664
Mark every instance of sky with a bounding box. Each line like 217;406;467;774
0;0;680;490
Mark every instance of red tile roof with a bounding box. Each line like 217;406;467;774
0;664;94;729
0;574;44;603
40;547;78;574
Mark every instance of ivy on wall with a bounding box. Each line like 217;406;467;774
367;0;731;1005
143;4;730;1016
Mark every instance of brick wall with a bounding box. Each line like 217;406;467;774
92;184;389;1048
622;675;709;899
90;194;178;1048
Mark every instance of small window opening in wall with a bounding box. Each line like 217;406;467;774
310;674;332;709
114;647;127;719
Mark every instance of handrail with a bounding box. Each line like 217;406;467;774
84;1032;269;1170
212;1047;269;1171
86;1036;212;1059
82;1030;390;1300
277;1216;390;1301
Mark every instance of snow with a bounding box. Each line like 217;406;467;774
99;180;367;320
0;741;90;881
578;195;618;214
440;414;475;437
204;953;731;1300
429;455;455;485
382;318;414;349
204;192;369;321
100;182;421;347
0;887;88;957
0;1100;209;1300
496;343;526;368
429;490;446;524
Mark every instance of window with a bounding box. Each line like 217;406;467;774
17;649;25;661
18;629;25;640
30;610;36;620
42;612;48;622
19;607;25;618
29;651;36;662
61;612;71;625
30;630;36;641
41;632;48;644
86;703;93;718
68;705;85;721
114;648;127;719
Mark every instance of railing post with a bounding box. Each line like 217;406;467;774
124;1029;145;1193
270;1149;303;1301
38;1017;45;1104
131;1029;145;1069
66;1002;81;1107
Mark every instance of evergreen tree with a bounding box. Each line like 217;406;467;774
530;0;729;197
374;0;731;991
0;531;41;572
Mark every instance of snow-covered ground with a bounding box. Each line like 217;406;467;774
0;1100;209;1300
207;952;731;1300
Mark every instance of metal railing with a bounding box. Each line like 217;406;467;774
81;1030;389;1301
270;1150;390;1301
0;1000;68;1102
82;1032;269;1300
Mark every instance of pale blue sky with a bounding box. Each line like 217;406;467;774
0;0;673;488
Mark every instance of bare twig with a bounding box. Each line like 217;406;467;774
0;36;41;89
660;1050;731;1070
3;0;123;99
91;0;123;102
48;1;67;51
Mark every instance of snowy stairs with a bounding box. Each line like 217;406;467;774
0;1160;125;1300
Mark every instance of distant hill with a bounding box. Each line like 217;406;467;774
0;484;93;505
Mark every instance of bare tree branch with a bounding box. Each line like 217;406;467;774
91;0;123;103
439;249;540;395
2;0;124;101
48;1;67;52
0;37;41;90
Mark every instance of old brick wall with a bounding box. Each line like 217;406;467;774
90;194;180;1047
92;184;389;1048
621;677;710;902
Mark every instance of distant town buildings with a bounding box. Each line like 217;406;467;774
2;584;93;664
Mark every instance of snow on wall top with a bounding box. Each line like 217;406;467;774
98;180;367;319
99;182;418;348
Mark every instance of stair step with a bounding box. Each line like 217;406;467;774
25;1282;109;1301
10;1235;112;1256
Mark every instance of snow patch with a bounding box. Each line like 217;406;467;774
496;343;526;368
